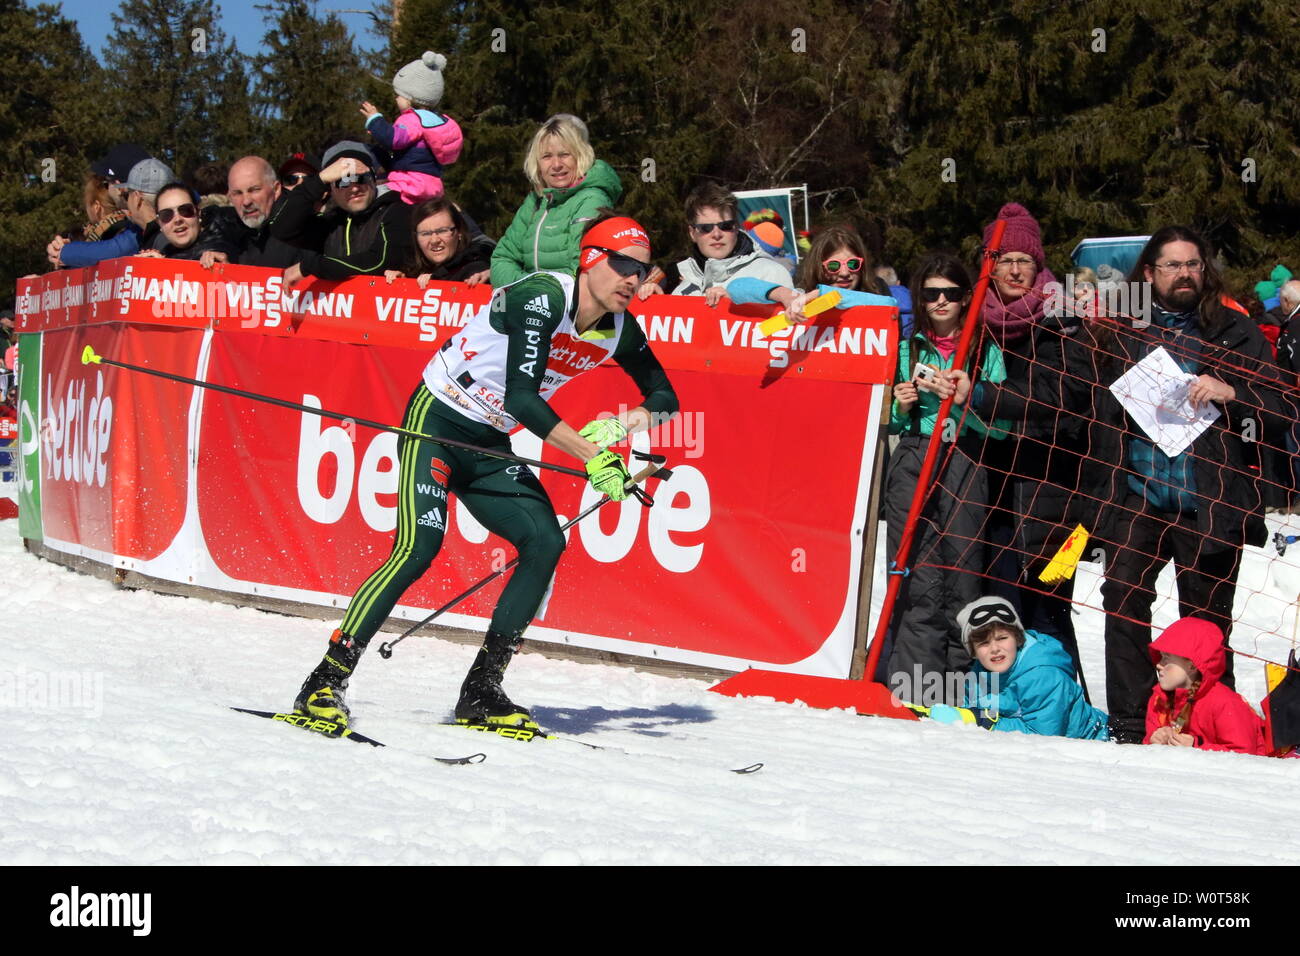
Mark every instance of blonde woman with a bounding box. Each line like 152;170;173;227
489;114;623;286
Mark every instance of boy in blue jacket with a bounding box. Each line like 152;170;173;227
928;597;1109;740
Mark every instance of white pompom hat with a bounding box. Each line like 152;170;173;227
393;51;448;108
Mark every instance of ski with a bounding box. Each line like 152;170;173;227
231;708;486;765
443;721;764;774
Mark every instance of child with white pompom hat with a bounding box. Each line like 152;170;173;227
360;51;464;205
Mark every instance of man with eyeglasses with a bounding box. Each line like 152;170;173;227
1092;227;1290;742
49;158;175;269
268;140;414;287
664;183;794;308
291;213;677;733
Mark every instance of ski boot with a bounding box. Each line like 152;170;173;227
454;630;538;731
294;630;363;728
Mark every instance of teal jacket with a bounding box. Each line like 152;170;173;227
490;160;623;286
890;333;1010;439
965;630;1109;740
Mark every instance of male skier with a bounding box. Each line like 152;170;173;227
293;214;678;730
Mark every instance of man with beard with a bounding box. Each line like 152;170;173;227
1095;227;1290;742
226;156;302;269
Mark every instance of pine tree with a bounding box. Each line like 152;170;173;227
867;0;1300;287
211;41;258;162
0;0;112;294
103;0;249;177
252;0;366;161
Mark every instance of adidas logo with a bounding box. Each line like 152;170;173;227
524;295;551;318
417;509;445;530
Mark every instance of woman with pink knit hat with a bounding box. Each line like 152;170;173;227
982;203;1058;343
969;203;1091;695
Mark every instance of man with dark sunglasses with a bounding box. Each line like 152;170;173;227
292;213;678;734
663;183;793;307
268;140;415;286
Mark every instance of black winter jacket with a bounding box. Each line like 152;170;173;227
266;174;413;279
982;304;1292;553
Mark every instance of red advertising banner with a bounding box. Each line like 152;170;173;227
38;324;203;560
195;335;872;664
19;260;897;675
17;258;895;383
197;335;431;594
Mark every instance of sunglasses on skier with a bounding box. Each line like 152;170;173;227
590;247;652;282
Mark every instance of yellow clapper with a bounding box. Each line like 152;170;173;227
758;289;843;337
1038;524;1090;584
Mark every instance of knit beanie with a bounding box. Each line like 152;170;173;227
982;203;1046;270
956;597;1025;655
393;51;448;108
322;140;379;171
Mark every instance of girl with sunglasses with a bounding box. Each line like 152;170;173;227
726;225;896;318
137;182;243;262
883;253;1010;705
791;225;897;309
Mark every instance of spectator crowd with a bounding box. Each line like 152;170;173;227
18;49;1300;758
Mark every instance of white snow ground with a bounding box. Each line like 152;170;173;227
1;515;1297;866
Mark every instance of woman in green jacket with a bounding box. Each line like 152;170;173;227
884;253;1010;706
489;114;624;286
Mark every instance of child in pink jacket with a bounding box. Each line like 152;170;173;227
1144;617;1265;755
360;51;464;205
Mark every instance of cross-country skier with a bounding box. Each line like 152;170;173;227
293;213;677;731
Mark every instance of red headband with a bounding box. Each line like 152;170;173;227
579;217;651;270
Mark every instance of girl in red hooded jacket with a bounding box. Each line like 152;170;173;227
1144;617;1265;754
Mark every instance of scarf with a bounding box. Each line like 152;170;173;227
981;265;1058;345
83;210;130;242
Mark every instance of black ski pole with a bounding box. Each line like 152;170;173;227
377;455;672;660
80;345;589;479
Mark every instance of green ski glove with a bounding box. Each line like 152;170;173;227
585;449;631;501
579;417;628;449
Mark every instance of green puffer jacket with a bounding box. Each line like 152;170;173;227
489;160;624;286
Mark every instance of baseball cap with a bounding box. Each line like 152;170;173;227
277;152;319;180
92;143;151;182
125;158;177;196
